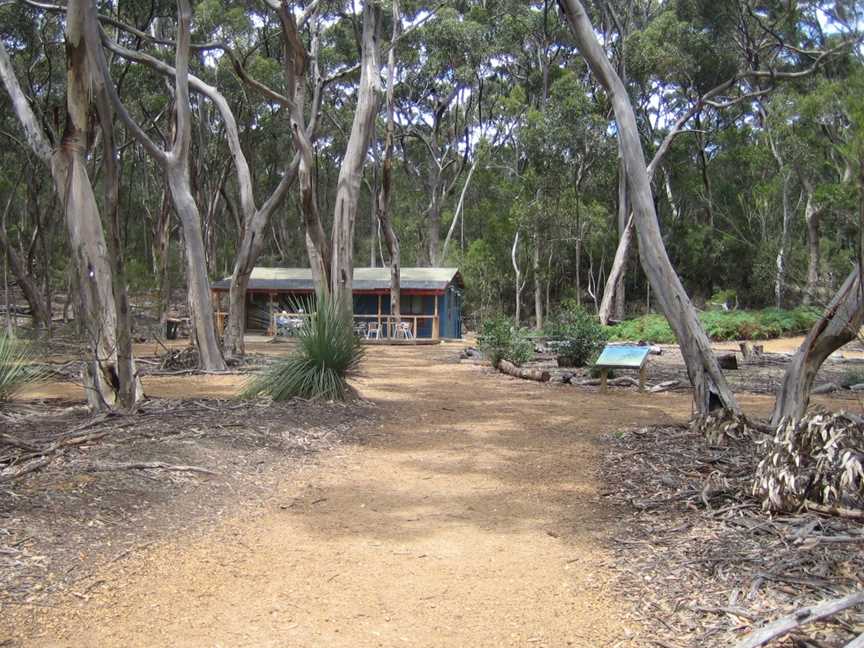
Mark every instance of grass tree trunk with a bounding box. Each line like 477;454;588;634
377;0;402;337
560;0;740;417
0;6;137;411
331;2;382;317
772;267;864;425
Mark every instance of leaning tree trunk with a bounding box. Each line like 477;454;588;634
0;227;51;330
613;155;628;320
376;0;402;336
560;0;740;417
772;266;864;425
330;2;382;316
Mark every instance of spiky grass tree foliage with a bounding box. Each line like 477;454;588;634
242;295;364;401
0;335;45;403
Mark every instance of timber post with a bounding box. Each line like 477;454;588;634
433;295;440;339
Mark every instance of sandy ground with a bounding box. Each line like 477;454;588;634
4;341;849;647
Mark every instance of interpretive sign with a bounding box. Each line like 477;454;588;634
595;345;651;369
594;344;652;392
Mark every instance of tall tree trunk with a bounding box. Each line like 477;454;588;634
512;229;522;326
800;175;822;306
93;85;144;409
376;0;402;336
774;172;793;308
153;188;172;335
331;2;382;316
533;225;543;330
560;0;740;417
0;6;134;411
772;266;863;425
613;155;628;320
87;0;225;371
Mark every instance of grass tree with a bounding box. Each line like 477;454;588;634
242;294;364;402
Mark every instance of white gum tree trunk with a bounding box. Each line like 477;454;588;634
87;0;225;370
331;2;382;316
0;6;142;410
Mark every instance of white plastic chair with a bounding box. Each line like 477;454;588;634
366;324;381;339
398;321;414;339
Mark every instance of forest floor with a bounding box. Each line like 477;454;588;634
1;339;862;646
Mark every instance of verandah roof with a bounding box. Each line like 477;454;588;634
212;267;462;293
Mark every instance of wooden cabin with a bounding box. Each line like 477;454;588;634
211;267;464;340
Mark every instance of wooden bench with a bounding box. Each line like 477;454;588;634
594;344;652;392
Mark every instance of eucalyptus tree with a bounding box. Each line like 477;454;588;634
596;0;856;323
559;0;741;417
0;0;143;410
88;0;226;371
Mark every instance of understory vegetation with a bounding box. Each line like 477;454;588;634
608;307;822;344
478;316;534;366
241;296;363;401
544;300;607;367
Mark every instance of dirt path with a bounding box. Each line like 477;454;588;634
8;345;779;647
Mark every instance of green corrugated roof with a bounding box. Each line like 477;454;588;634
212;267;462;292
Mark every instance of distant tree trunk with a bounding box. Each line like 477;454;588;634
512;229;523;325
376;0;402;336
0;226;50;330
613;155;628;320
599;213;633;325
331;2;382;316
533;225;543;330
800;174;823;306
560;0;740;417
153;189;172;335
772;266;863;425
774;172;793;308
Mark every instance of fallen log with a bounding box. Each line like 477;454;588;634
497;359;550;382
733;590;864;648
812;383;840;395
649;380;680;393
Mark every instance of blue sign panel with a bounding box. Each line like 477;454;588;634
595;344;651;368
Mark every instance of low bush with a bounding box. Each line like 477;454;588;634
0;335;44;403
479;315;534;366
241;294;363;401
608;306;821;343
545;300;607;367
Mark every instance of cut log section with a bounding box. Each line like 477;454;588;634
718;353;739;370
497;360;550;382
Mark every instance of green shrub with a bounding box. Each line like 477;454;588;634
841;369;864;389
479;315;534;366
241;294;363;401
545;300;607;367
0;335;45;403
608;307;822;343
